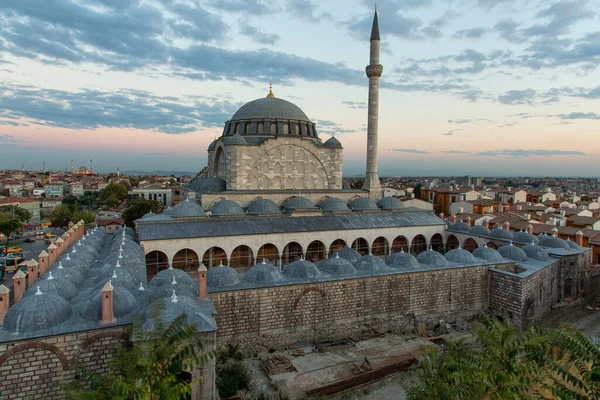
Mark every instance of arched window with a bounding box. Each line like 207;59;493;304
172;248;199;273
351;238;369;256
283;123;289;134
372;237;389;256
306;240;326;262
430;234;444;253
295;125;300;135
411;235;427;255
258;123;263;134
145;250;169;281
214;147;225;178
257;243;279;265
446;235;459;251
462;238;478;252
282;242;303;265
202;247;227;268
329;239;346;257
486;242;498;250
270;123;277;134
391;236;408;253
564;278;573;299
230;245;254;273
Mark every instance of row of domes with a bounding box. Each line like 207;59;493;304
140;196;407;221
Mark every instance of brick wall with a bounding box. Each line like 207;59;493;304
0;328;128;400
211;265;492;350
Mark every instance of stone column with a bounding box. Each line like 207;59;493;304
198;264;207;300
0;285;10;327
13;270;26;303
101;281;115;324
39;250;49;276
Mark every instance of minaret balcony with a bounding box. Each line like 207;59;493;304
366;64;383;78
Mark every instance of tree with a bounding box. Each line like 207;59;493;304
64;313;215;400
51;204;72;229
72;210;95;224
99;183;129;208
0;205;32;246
414;183;422;199
122;198;164;227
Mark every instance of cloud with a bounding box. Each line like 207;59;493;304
497;89;536;105
447;118;491;124
315;119;357;135
493;19;522;42
286;0;332;22
390;148;431;154
206;0;272;15
524;0;593;38
342;101;367;109
444;149;586;157
239;23;280;45
0;81;241;133
442;129;462;136
453;27;488;39
557;112;600;120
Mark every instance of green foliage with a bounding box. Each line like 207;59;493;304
64;313;215;400
122;198;165;227
0;205;32;246
72;209;95;224
99;183;129;208
0;205;32;224
216;344;249;398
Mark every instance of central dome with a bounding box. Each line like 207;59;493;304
231;97;310;122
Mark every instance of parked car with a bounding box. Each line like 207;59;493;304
24;237;34;243
7;247;23;253
4;257;25;273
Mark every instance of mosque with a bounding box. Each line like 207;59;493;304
0;10;593;400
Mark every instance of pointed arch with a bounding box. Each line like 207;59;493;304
391;236;409;253
172;248;199;273
145;250;169;281
257;243;279;265
411;235;427;255
202;247;227;268
328;239;346;257
462;238;479;252
283;242;303;265
430;233;444;253
351;238;369;255
306;240;326;262
230;245;254;273
446;235;460;251
372;236;389;256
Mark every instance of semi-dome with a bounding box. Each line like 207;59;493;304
320;197;350;211
283;196;315;210
150;265;195;289
522;243;550;261
538;235;571;250
490;227;514;240
349;197;379;211
230;97;310;122
453;221;470;232
283;258;321;279
247;198;281;215
378;197;406;210
335;246;361;264
417;249;449;267
498;243;528;262
355;254;388;272
387;249;419;268
323;136;342;148
513;231;539;244
189;176;227;193
445;247;478;264
170;198;205;218
223;133;247;145
207;140;217;151
4;289;72;333
319;253;357;276
473;245;505;262
22;272;79;301
207;263;242;287
470;225;491;236
210;199;245;216
244;260;285;284
82;286;138;321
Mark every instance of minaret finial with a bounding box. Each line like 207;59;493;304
267;82;275;98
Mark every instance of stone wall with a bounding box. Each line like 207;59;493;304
211;265;492;351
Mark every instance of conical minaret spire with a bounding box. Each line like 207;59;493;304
362;8;383;197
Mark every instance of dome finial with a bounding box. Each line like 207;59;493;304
267;81;275;98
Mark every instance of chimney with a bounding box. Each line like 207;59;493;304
198;264;208;300
523;213;531;221
527;224;533;234
504;221;510;231
27;259;39;287
466;216;472;227
439;213;445;220
38;250;49;276
47;243;57;265
451;214;457;224
13;270;26;303
55;237;64;256
62;232;70;247
101;281;115;324
576;230;584;247
552;227;559;237
68;228;75;245
483;219;490;229
0;285;10;327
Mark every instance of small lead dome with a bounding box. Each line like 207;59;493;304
514;231;539;244
247;198;281;215
4;289;73;333
320;197;350;211
283;258;321;279
323;136;342;148
473;245;504;262
490;227;515;240
283;196;315;210
445;247;478;264
244;260;285;284
538;236;571;250
210;199;245;216
378;197;406;210
453;221;470;232
498;243;528;262
150;265;195;289
335;246;361;264
82;286;138;321
207;263;241;287
387;249;419;268
417;249;449;267
170;198;205;218
319;253;357;276
355;254;388;272
522;242;550;261
470;225;491;236
349;197;379;211
22;272;79;301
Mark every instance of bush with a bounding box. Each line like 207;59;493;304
217;361;250;398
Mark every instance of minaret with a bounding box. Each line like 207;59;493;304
71;158;74;174
42;161;46;174
362;8;383;197
89;158;93;174
117;167;120;177
21;163;24;172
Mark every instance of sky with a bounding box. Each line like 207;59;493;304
0;0;599;177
